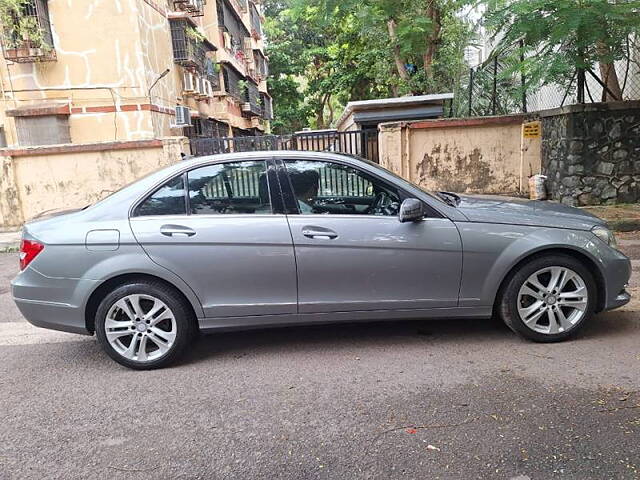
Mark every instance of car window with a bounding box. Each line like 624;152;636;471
188;161;272;215
284;160;400;216
134;175;186;217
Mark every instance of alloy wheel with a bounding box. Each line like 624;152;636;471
104;294;177;362
517;266;588;335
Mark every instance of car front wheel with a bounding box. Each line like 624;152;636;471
499;254;596;342
95;280;196;369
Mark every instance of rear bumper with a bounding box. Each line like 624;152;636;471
11;267;96;335
13;298;90;335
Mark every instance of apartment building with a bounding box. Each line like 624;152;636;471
0;0;273;148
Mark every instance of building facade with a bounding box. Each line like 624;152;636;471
0;0;272;149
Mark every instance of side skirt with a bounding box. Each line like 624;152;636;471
198;306;494;333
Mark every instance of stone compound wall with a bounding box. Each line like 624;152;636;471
541;102;640;206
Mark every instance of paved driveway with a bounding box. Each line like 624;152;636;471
0;239;639;479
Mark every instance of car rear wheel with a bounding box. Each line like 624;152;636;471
498;254;596;342
95;280;196;369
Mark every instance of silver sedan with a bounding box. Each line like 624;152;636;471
12;151;631;369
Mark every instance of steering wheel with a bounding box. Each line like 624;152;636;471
365;191;389;215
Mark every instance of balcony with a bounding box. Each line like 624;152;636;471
221;63;245;102
1;0;56;63
249;2;262;39
254;49;268;80
217;0;251;67
261;93;273;120
242;81;262;117
169;0;205;17
170;19;215;71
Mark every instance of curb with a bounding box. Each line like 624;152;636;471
608;219;640;233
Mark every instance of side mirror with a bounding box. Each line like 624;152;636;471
398;198;424;223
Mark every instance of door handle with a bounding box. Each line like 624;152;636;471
302;226;338;240
160;224;196;237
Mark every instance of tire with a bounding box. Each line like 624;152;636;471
95;280;196;369
498;254;596;343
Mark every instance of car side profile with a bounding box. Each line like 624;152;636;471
12;151;631;369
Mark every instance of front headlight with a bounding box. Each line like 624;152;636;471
592;226;618;249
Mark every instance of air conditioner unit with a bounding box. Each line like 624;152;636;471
183;72;196;94
174;106;191;126
242;102;252;112
194;76;204;96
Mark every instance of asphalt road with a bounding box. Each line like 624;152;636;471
0;240;639;480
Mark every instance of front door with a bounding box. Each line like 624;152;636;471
130;159;297;318
280;158;462;314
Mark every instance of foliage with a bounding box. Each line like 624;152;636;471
0;0;49;49
483;0;640;99
185;27;206;43
264;0;473;131
237;79;249;97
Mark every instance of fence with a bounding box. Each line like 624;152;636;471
190;129;380;162
453;41;640;117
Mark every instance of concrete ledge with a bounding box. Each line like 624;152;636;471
538;100;640;118
0;139;164;158
6;104;71;117
0;230;20;252
380;114;529;131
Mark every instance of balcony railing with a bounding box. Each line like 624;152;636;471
222;63;244;101
249;2;262;39
170;19;214;71
188;118;230;138
242;81;262;117
1;0;55;63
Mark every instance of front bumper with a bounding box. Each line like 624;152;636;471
11;267;96;335
598;248;632;312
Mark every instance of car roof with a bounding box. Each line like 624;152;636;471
179;150;367;168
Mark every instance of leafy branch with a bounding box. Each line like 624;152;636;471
0;0;50;50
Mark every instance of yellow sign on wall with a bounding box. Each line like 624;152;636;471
522;121;541;138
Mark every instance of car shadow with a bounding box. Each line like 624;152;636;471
182;316;509;365
181;310;639;366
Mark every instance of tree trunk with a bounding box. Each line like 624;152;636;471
597;41;623;102
598;61;623;102
326;95;334;126
423;0;442;78
387;19;410;81
315;92;330;129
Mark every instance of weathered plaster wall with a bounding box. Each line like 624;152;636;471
541;102;640;206
379;116;541;195
0;0;270;147
0;0;157;145
0;137;188;228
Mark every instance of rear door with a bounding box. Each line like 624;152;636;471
278;157;462;314
129;158;297;318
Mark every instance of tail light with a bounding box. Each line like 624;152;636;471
20;239;44;271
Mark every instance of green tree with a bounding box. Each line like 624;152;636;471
264;0;472;130
483;0;640;101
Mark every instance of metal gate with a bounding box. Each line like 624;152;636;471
190;129;380;163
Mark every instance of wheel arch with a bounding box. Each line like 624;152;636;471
84;273;201;334
492;247;607;314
